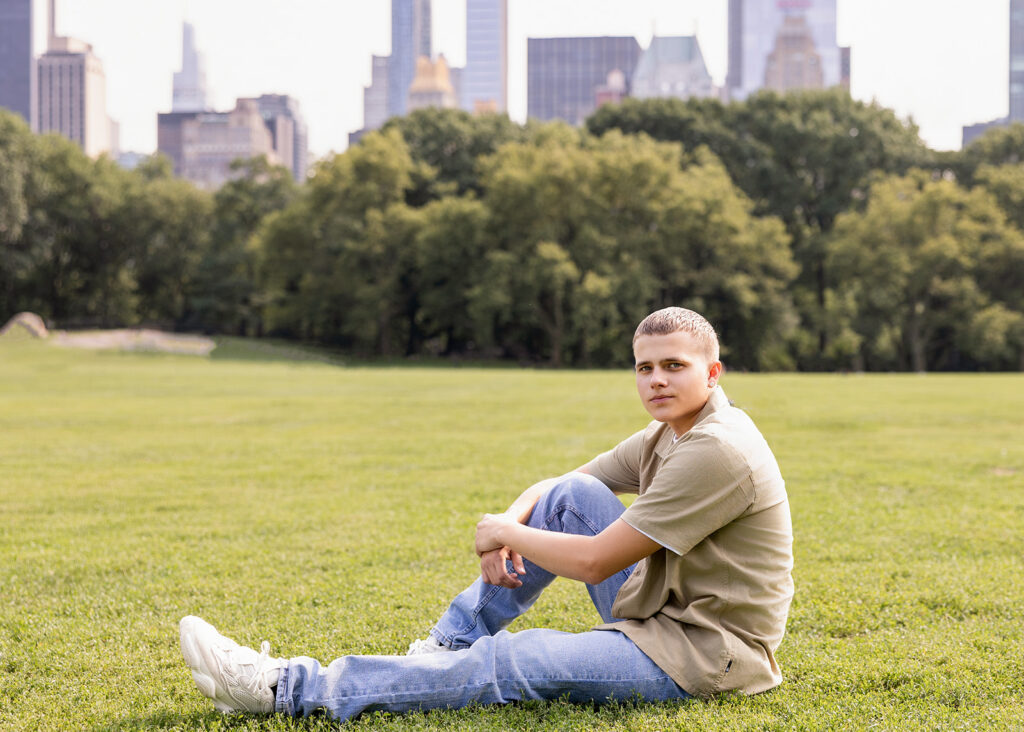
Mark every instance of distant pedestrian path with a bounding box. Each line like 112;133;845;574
0;312;215;356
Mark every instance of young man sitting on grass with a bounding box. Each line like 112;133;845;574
179;306;794;721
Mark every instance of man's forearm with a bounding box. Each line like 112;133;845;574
503;477;559;523
477;512;662;586
495;522;599;582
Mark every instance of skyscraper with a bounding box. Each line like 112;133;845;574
388;0;432;118
1012;0;1024;121
363;55;390;131
38;42;110;157
351;54;391;147
37;0;110;157
246;94;309;182
463;0;507;113
0;0;36;129
839;46;851;90
528;37;641;126
725;0;742;97
172;22;208;113
727;0;841;100
763;14;823;92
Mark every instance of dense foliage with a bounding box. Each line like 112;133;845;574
2;94;1023;370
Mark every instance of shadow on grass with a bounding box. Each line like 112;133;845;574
97;698;702;731
209;337;348;367
95;710;223;731
97;709;344;731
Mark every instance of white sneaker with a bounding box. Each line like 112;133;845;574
405;636;453;655
179;615;287;714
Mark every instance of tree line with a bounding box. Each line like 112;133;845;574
1;90;1022;371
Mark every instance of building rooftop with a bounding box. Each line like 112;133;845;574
632;36;701;79
408;55;455;95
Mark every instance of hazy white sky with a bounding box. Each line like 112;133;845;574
46;0;1010;157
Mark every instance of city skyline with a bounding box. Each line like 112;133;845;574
34;1;1014;157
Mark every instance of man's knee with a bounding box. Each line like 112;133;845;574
539;471;615;512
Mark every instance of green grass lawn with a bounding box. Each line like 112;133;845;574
1;338;1022;730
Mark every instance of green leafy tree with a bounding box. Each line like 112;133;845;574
122;173;213;328
184;156;297;334
254;200;322;340
640;148;798;370
16;133;137;325
587;96;759;185
956;122;1024;184
0;111;36;317
0;112;31;245
974;163;1024;231
133;153;175;182
474;124;614;364
382;108;523;203
959;304;1024;370
259;128;423;353
347;202;424;355
968;165;1024;368
477;125;797;368
829;172;1021;371
411;196;491;355
589;90;930;367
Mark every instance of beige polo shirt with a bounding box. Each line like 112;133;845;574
589;387;793;697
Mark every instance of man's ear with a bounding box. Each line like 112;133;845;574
708;361;723;386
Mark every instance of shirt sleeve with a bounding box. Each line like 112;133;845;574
620;431;755;555
586;428;645;494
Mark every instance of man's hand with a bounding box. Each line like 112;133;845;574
476;513;527;588
475;512;516;556
479;546;527;588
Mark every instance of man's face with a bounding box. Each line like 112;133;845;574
633;331;722;436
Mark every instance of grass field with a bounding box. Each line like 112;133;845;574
1;337;1022;730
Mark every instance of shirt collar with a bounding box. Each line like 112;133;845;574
654;386;729;457
695;385;729;426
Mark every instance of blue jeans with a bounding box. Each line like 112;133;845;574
275;473;691;720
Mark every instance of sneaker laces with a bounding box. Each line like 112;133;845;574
406;637;450;655
229;640;281;697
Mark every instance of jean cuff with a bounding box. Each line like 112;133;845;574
274;664;293;715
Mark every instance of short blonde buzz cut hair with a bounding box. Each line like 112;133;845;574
633;307;721;362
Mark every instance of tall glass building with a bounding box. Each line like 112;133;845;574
172;22;208;113
38;39;110;157
388;0;432;118
363;55;390;130
527;37;641;125
463;0;507;113
0;0;36;128
727;0;840;100
1012;0;1024;121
